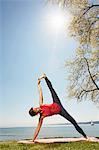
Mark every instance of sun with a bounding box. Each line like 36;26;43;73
45;7;71;34
49;12;65;32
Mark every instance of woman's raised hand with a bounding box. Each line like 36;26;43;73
38;79;41;85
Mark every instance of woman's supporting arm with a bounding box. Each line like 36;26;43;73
32;116;44;142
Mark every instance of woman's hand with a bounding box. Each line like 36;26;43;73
38;79;41;85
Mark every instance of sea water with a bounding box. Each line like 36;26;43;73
0;124;99;141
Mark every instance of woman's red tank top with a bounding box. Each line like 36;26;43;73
40;103;61;117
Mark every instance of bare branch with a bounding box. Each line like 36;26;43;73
75;4;99;24
84;57;99;90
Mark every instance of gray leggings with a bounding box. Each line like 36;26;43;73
45;77;87;138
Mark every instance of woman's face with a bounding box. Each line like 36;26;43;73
33;107;40;114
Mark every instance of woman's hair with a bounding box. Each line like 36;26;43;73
29;107;37;117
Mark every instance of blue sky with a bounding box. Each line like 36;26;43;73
0;0;99;127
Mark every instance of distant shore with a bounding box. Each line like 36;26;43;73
49;121;99;126
0;121;99;128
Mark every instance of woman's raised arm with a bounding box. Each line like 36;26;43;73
38;79;43;106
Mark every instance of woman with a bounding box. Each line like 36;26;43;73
29;74;87;142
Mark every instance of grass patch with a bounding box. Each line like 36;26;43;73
0;141;99;150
